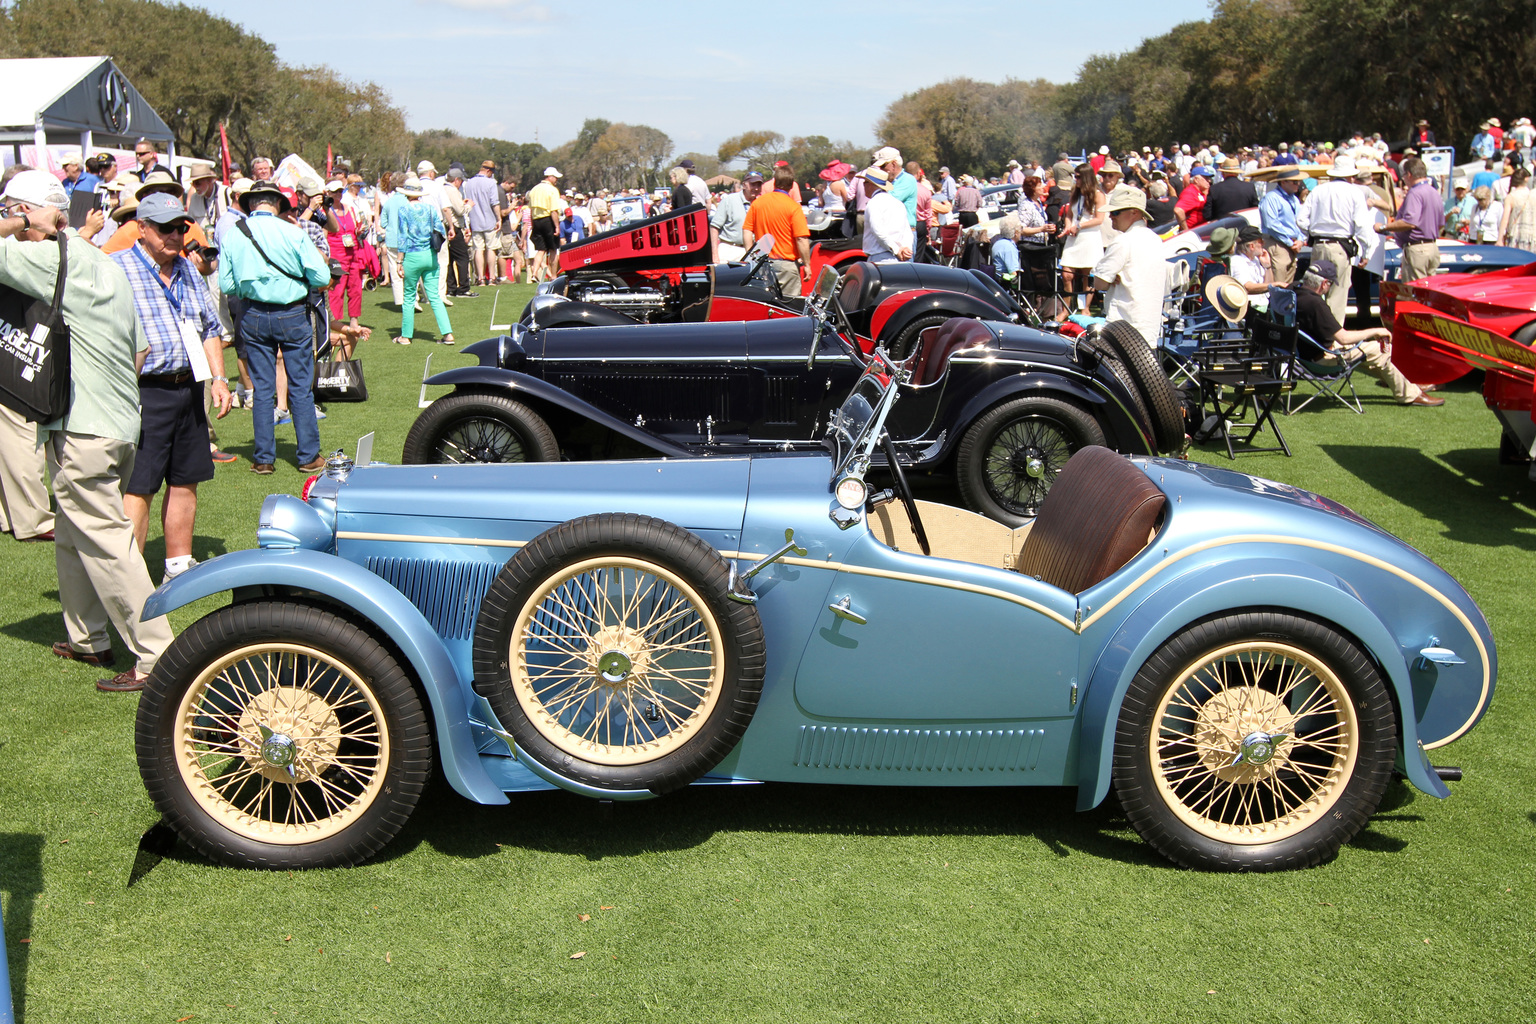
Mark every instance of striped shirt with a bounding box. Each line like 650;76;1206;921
111;244;221;374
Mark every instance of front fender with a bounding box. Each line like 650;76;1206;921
143;548;510;806
523;298;639;329
1072;560;1443;814
422;367;695;458
871;290;1010;345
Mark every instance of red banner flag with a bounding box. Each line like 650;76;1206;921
219;123;232;185
326;145;333;179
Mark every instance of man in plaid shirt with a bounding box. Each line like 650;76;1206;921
111;193;232;585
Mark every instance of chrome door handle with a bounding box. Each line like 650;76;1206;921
828;595;866;625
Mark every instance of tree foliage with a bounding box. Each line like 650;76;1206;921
877;0;1536;171
716;130;785;171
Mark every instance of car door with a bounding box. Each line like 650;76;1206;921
793;532;1082;723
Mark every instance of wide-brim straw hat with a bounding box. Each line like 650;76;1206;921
1205;274;1250;322
1104;184;1149;219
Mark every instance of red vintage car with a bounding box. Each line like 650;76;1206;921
1384;260;1536;460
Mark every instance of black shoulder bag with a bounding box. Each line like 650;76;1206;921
0;232;72;421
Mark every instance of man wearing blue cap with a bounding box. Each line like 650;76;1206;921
112;193;232;587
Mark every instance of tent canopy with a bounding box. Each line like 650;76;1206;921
704;174;739;186
0;56;173;152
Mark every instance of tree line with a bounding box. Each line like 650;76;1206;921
876;0;1536;178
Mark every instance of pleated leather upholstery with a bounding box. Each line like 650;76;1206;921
1015;446;1166;594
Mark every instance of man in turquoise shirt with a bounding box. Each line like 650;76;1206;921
217;180;330;475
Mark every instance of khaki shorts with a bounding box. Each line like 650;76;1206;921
471;229;499;254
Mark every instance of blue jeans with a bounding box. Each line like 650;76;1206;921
242;303;321;466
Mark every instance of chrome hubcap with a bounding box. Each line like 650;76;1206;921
1238;730;1278;766
598;650;632;684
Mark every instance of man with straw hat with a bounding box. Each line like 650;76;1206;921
1298;154;1374;323
1092;185;1166;347
1259;165;1305;285
1205;156;1257;221
857;166;910;265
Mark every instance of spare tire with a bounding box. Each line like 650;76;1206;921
471;513;766;795
1093;321;1185;453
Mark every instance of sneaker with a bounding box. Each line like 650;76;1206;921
211;449;238;464
250;463;275;475
457;291;480;298
164;557;199;582
274;409;292;426
314;409;328;420
237;389;253;409
437;337;456;345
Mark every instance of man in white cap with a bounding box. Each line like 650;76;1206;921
526;166;564;283
859;166;911;264
0;169;175;691
1092;185;1167;348
1298;154;1374;323
61;154;97;197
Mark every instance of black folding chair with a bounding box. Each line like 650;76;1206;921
1191;309;1295;459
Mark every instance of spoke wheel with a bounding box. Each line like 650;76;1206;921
474;513;765;794
511;556;724;765
957;396;1105;525
136;602;432;869
1114;612;1396;871
402;391;559;465
174;644;389;843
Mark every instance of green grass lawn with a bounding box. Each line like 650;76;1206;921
2;284;1533;1023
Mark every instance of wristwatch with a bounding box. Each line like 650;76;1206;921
212;375;230;383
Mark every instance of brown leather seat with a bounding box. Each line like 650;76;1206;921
908;317;995;386
1015;445;1166;593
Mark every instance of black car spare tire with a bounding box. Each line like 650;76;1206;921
1094;320;1185;453
472;513;766;795
135;601;434;869
402;391;560;465
1112;611;1397;871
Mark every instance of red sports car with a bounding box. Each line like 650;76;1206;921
1384;260;1536;461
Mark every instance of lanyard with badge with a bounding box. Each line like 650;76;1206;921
133;245;212;380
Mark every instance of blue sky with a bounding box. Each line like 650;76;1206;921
213;0;1213;157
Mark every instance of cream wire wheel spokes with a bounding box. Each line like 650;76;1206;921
173;643;390;845
1150;640;1359;844
511;556;724;766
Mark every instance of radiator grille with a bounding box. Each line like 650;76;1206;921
365;557;504;640
792;726;1046;772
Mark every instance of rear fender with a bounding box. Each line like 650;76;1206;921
142;548;509;806
871;290;1009;346
422;367;693;458
923;373;1114;465
1072;560;1441;813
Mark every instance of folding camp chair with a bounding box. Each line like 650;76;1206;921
1286;329;1367;414
1192;310;1295;459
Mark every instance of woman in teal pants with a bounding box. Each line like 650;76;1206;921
393;179;455;345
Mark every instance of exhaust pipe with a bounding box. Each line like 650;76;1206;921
1432;765;1463;783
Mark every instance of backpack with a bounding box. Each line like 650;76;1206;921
0;233;71;421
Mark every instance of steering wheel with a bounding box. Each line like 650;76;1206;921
880;432;929;556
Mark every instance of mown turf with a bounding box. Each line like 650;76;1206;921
1;284;1532;1023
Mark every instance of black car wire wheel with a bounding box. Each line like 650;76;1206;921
401;391;559;465
957;396;1105;524
474;514;765;794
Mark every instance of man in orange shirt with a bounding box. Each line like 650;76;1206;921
742;164;810;296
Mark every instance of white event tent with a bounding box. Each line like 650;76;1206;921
0;56;175;172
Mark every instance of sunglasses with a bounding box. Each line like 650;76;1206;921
150;221;191;235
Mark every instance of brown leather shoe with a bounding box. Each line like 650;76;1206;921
1408;393;1446;407
250;463;275;475
297;457;326;472
96;669;147;692
52;641;115;667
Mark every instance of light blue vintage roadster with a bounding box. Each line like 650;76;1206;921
134;271;1495;872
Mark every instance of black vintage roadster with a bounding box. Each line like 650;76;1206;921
404;268;1183;523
